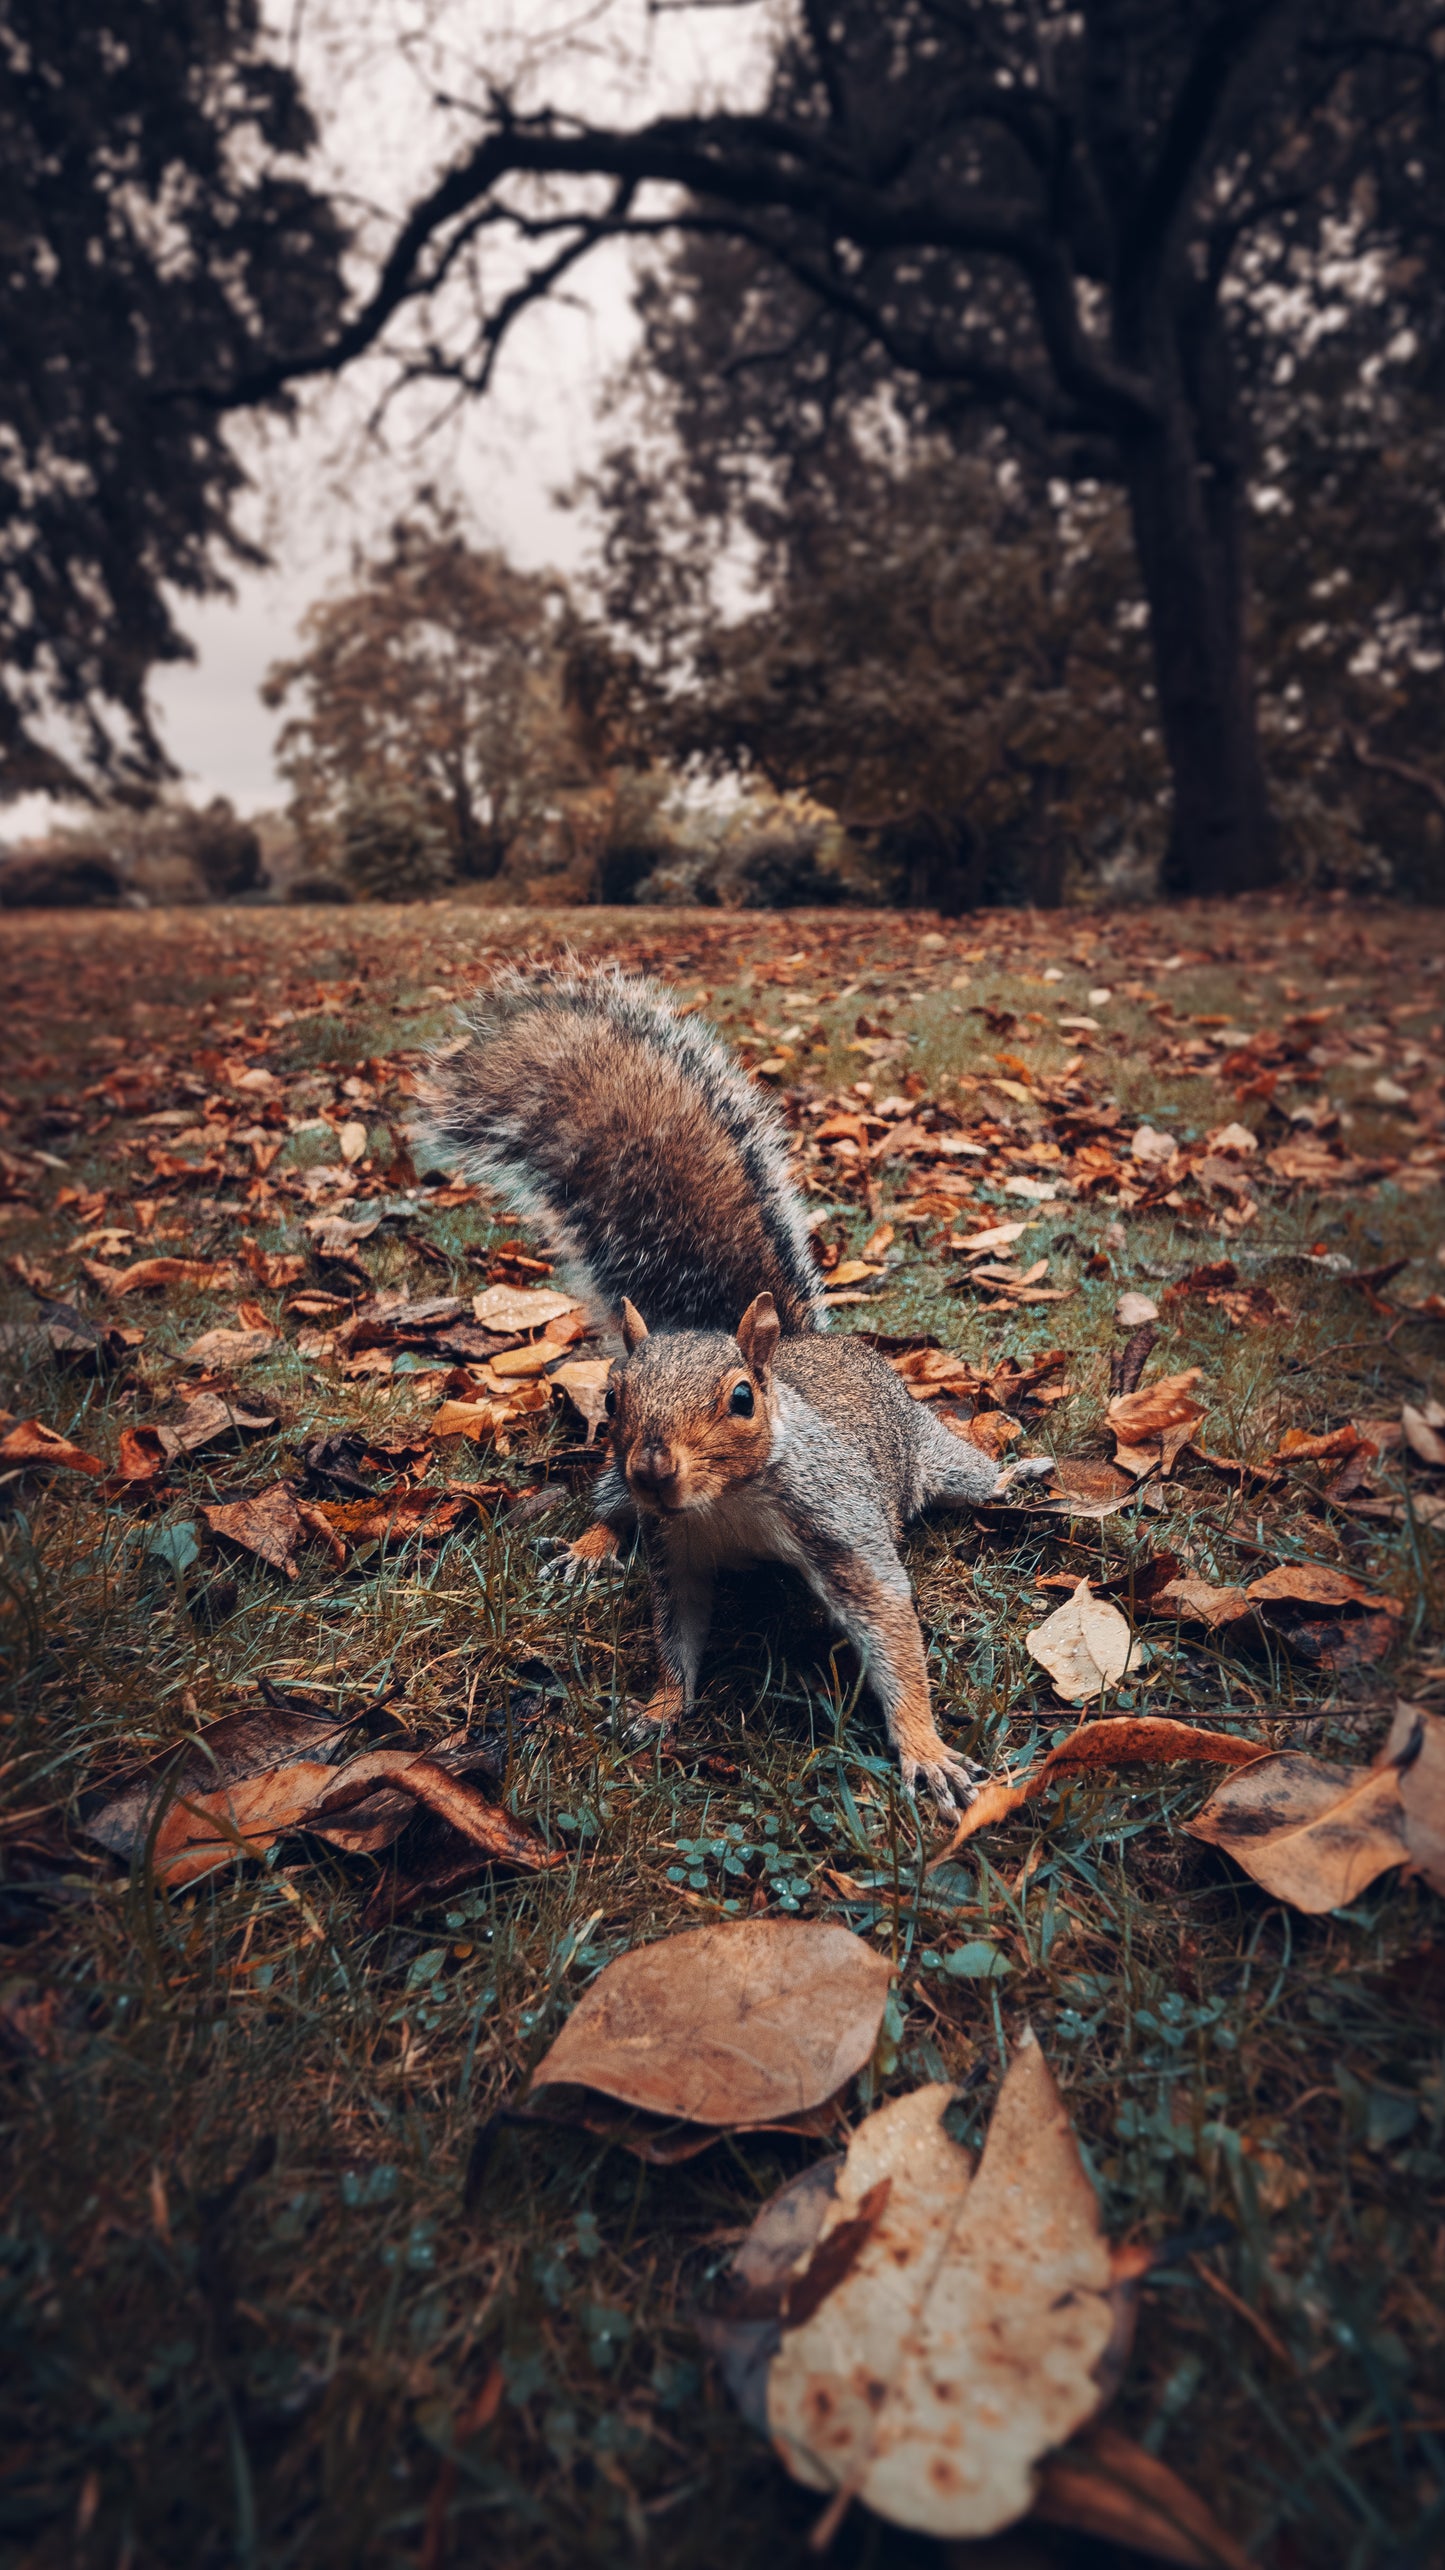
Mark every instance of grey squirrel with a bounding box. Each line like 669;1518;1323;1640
422;965;1049;1811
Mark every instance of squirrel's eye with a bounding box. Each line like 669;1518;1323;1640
604;1387;617;1418
729;1379;755;1418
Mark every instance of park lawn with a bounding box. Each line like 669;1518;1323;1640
1;890;1443;2570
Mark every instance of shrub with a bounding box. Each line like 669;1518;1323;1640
339;786;451;902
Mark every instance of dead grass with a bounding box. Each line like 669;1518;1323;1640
1;893;1443;2570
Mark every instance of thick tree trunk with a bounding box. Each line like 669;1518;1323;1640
1121;410;1280;899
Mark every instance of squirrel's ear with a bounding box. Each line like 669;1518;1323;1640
736;1291;780;1377
620;1297;650;1352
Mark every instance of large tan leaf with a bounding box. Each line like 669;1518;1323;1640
79;1694;363;1858
1246;1563;1402;1617
934;1719;1263;1855
1107;1368;1206;1476
84;1255;238;1296
527;1919;892;2127
1146;1577;1253;1631
183;1326;276;1370
768;2036;1115;2537
1027;1580;1134;1701
1187;1755;1408;1912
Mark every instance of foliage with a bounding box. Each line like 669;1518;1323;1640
264;511;599;880
0;0;346;799
0;897;1442;2563
338;779;452;903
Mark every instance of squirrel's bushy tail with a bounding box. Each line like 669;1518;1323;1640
419;965;825;1335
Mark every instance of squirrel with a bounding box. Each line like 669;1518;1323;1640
422;964;1049;1811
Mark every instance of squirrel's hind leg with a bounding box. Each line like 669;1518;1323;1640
628;1522;714;1746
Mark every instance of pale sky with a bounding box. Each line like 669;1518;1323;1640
7;0;770;838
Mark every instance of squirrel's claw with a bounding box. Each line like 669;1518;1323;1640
994;1455;1055;1495
900;1748;985;1817
538;1531;626;1587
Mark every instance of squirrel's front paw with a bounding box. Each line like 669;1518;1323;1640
994;1455;1055;1495
623;1681;684;1749
539;1527;626;1587
899;1746;985;1817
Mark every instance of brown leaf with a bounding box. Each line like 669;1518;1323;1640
767;2038;1116;2538
1187;1755;1409;1913
527;1919;893;2128
551;1357;613;1440
150;1746;559;1889
1274;1425;1369;1465
0;1417;105;1475
86;1256;237;1296
302;1489;467;1548
1381;1704;1445;1896
1402;1403;1445;1468
113;1425;169;1485
933;1719;1263;1856
1246;1563;1403;1617
79;1692;364;1859
201;1483;304;1577
471;1283;581;1333
1027;1581;1135;1702
183;1327;277;1370
241;1243;307;1290
1034;2423;1253;2569
161;1392;276;1453
1107;1368;1205;1443
1147;1577;1253;1631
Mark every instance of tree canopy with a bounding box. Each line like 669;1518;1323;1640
0;0;346;799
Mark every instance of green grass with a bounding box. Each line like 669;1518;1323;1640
1;896;1443;2570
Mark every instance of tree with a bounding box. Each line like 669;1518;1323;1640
0;0;346;800
205;0;1445;901
264;513;576;876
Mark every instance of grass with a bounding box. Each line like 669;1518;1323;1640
1;892;1443;2570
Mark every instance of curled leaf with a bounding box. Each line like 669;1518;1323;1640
933;1718;1263;1857
1027;1580;1135;1702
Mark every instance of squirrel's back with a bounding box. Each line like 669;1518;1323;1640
420;965;825;1334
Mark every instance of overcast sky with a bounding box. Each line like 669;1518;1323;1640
7;0;769;839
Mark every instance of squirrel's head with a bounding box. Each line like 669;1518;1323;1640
606;1291;779;1515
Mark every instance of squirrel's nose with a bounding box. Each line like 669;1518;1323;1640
630;1441;681;1501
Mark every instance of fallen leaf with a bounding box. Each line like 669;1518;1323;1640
1274;1425;1371;1465
241;1244;307;1289
471;1284;580;1333
1246;1563;1402;1617
1147;1577;1253;1631
158;1392;276;1453
1187;1755;1409;1913
949;1220;1031;1253
551;1356;613;1439
183;1328;276;1370
85;1256;237;1296
301;1489;467;1548
767;2037;1116;2537
487;1342;560;1378
1107;1369;1206;1477
1403;1404;1445;1468
0;1417;105;1476
201;1483;304;1577
1034;2422;1253;2570
338;1118;368;1163
526;1919;892;2128
1027;1580;1135;1702
79;1691;364;1859
829;1258;885;1287
949;1409;1022;1459
113;1425;169;1485
1114;1292;1160;1328
861;1223;895;1262
150;1746;560;1889
1386;1703;1445;1894
933;1719;1263;1854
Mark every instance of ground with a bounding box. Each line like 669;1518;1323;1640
1;892;1443;2570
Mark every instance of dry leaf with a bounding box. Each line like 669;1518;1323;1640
768;2038;1116;2538
1274;1424;1370;1465
159;1392;276;1453
1402;1403;1445;1468
487;1342;559;1379
201;1483;304;1577
0;1417;105;1476
1147;1577;1253;1631
1187;1756;1408;1913
241;1244;307;1289
1027;1580;1135;1701
949;1409;1022;1459
301;1489;467;1548
950;1220;1031;1253
1034;2423;1253;2570
183;1327;276;1370
471;1283;579;1333
113;1425;169;1485
79;1692;363;1859
527;1919;892;2128
1107;1369;1205;1442
338;1119;368;1164
1386;1703;1445;1893
150;1746;559;1889
1114;1292;1160;1328
551;1356;613;1439
86;1256;237;1296
1246;1563;1402;1617
934;1719;1262;1854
